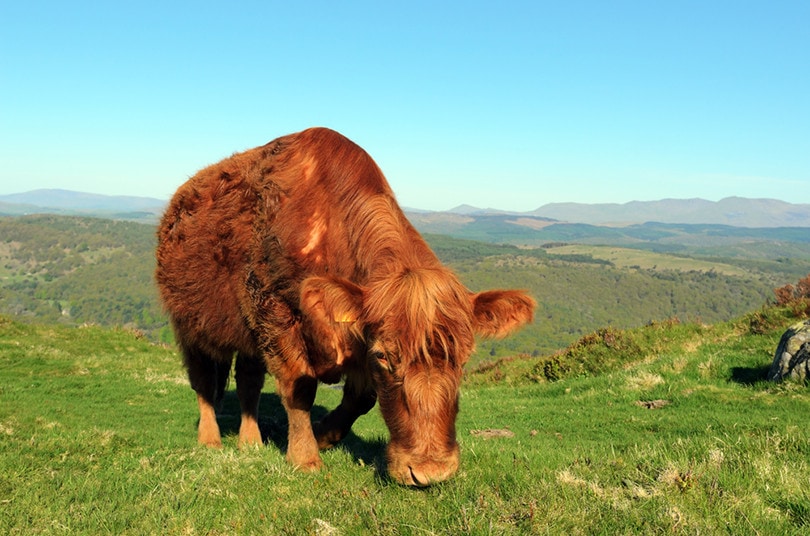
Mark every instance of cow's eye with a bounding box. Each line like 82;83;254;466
371;352;394;373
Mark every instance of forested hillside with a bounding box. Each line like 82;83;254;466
0;215;167;339
2;215;808;360
433;235;804;358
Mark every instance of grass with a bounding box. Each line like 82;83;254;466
1;311;809;534
544;244;750;276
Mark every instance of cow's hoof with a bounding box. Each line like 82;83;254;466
296;460;323;472
313;424;343;450
238;422;263;449
287;452;323;472
198;429;223;448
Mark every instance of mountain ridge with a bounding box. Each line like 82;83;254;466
0;189;166;223
530;196;810;227
2;189;809;228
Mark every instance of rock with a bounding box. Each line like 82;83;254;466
635;399;671;409
312;518;340;536
768;320;810;383
470;428;515;439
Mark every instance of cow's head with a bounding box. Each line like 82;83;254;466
301;268;535;486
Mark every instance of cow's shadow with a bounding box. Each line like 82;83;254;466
215;390;388;473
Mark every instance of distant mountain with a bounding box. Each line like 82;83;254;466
446;204;518;216
531;197;810;227
447;204;484;215
433;197;810;228
406;197;810;251
0;189;166;223
3;190;809;229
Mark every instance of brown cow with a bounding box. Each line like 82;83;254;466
155;128;535;486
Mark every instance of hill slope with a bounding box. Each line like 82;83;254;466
0;215;168;339
3;215;807;359
1;304;807;534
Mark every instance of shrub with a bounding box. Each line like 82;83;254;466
532;326;645;382
772;273;810;320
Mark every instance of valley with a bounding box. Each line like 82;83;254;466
2;212;809;363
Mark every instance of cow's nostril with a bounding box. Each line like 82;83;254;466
408;466;429;487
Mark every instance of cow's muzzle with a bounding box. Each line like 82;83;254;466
386;442;460;487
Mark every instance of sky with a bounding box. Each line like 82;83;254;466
1;1;808;212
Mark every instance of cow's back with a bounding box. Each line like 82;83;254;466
155;128;402;353
265;128;400;279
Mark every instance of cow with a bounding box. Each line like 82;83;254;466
155;127;535;486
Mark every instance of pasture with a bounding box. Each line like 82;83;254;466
1;312;809;534
544;244;750;276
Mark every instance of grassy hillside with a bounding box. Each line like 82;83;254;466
1;303;808;534
3;215;809;362
544;244;750;275
454;252;804;361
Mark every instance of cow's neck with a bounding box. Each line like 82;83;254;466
349;194;439;282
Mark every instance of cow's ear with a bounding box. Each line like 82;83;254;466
470;290;535;338
300;276;366;366
300;276;365;326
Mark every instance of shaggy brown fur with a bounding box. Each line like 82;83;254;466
155;127;535;485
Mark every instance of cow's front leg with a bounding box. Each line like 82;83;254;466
314;369;377;449
276;374;321;470
258;302;321;469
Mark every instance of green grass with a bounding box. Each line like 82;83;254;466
544;244;750;276
2;312;809;534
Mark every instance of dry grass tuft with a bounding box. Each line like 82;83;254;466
625;371;664;391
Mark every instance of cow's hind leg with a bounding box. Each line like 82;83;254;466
314;369;377;449
235;352;266;448
182;345;233;447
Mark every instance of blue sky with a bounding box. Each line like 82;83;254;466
1;1;808;211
